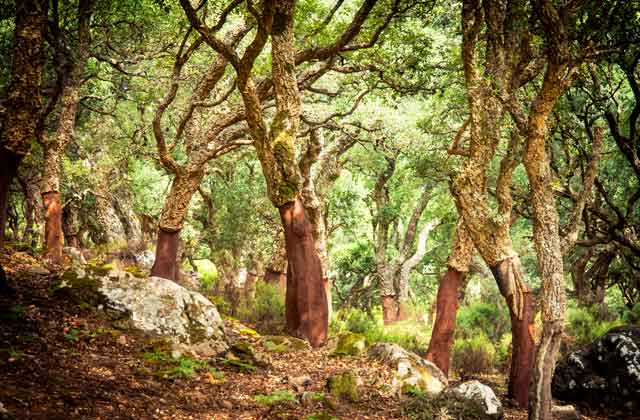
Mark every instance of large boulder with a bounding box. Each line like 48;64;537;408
452;380;503;419
368;342;447;396
552;325;640;411
58;266;228;357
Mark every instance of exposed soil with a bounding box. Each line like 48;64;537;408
0;249;623;419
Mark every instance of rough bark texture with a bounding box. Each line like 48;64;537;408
0;0;48;247
279;199;328;347
42;192;64;264
150;229;180;281
426;221;474;375
40;0;93;259
524;67;569;420
452;1;537;407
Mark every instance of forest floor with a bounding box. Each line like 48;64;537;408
0;249;618;420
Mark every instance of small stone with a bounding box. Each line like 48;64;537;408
118;335;128;346
0;402;8;414
552;404;580;420
220;400;233;409
289;375;313;391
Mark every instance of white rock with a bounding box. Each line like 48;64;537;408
368;342;447;396
69;267;228;356
453;380;503;418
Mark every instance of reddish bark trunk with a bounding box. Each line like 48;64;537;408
42;191;64;264
490;261;535;408
0;148;21;248
279;198;328;348
382;295;397;325
425;267;464;375
151;228;180;281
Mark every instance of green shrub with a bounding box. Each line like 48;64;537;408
451;334;495;379
456;302;510;342
194;260;218;290
495;333;511;369
621;303;640;325
253;390;296;405
330;306;429;353
236;282;285;334
566;305;622;348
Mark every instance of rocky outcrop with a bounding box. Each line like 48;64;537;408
452;380;503;419
58;266;228;357
329;331;366;356
368;342;447;396
552;325;640;411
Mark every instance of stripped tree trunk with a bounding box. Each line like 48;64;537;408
151;171;204;280
40;0;94;263
425;220;473;375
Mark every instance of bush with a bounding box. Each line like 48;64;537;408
456;302;510;342
451;334;495;380
566;304;622;349
236;282;285;334
330;306;430;354
495;333;511;370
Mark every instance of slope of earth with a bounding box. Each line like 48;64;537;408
0;249;611;420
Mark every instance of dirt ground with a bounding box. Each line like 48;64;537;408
0;250;627;419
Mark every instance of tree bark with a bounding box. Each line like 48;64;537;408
279;198;328;347
42;191;64;263
0;0;48;248
490;256;535;406
426;268;465;374
151;170;204;280
426;221;473;375
151;229;180;280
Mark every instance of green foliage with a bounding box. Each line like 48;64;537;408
236;282;285;334
253;390;297;405
142;347;209;379
221;358;257;373
621;303;640;325
330;307;430;353
456;301;510;342
565;304;623;349
451;334;496;379
163;357;209;379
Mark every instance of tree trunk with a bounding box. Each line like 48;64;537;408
151;170;203;280
426;221;473;375
151;229;180;280
63;200;81;248
525;79;568;420
0;0;48;248
42;191;64;264
490;256;535;407
382;295;397;325
279;198;328;347
41;143;66;262
426;268;464;374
